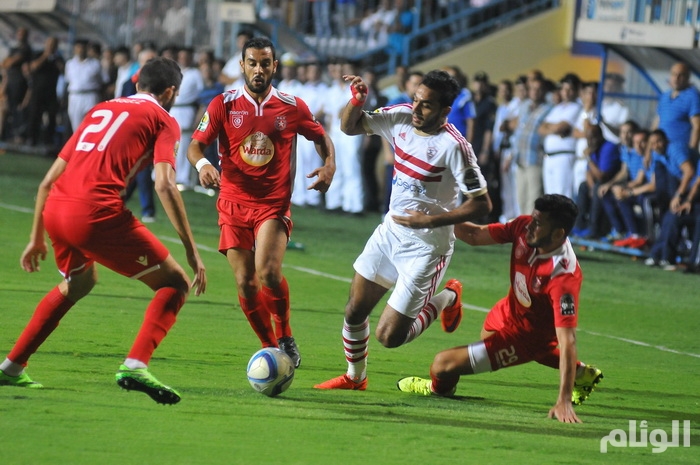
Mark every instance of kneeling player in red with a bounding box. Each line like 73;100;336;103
397;195;602;423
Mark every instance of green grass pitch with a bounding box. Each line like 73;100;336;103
1;151;698;464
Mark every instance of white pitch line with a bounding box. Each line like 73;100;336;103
0;202;34;214
3;206;698;359
160;236;354;283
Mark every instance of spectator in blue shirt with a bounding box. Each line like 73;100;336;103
653;62;700;159
572;124;621;239
652;128;696;220
645;129;698;268
648;157;700;271
599;126;654;248
442;65;475;138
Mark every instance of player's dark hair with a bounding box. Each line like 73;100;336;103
421;70;460;108
534;194;578;236
138;57;182;94
242;37;276;61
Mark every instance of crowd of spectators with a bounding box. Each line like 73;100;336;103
2;20;699;273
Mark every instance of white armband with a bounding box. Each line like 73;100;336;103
195;158;212;173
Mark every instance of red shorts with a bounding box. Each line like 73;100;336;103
217;198;293;253
480;297;559;371
43;199;169;279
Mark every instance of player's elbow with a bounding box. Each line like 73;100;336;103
153;177;178;198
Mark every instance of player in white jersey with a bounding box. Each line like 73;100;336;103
315;70;491;390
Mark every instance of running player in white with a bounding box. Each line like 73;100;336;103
315;70;492;390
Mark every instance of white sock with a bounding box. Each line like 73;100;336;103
433;287;456;312
404;289;453;344
404;302;438;344
343;319;369;381
0;358;24;377
123;358;147;370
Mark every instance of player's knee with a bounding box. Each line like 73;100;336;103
172;272;191;295
375;324;404;348
431;351;453;376
258;267;283;288
64;266;97;301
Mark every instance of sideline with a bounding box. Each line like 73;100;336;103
1;198;697;360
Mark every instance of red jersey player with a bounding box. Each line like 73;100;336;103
187;37;335;367
397;194;603;423
0;57;207;405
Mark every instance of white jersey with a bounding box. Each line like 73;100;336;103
363;103;487;247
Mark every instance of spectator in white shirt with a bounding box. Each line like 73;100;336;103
64;39;109;133
172;47;205;190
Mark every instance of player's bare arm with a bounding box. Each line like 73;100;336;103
187;139;220;189
339;74;370;136
454;221;498;246
392;192;492;230
547;326;581;423
153;162;207;296
20;157;68;273
307;133;336;193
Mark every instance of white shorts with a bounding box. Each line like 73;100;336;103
353;220;453;318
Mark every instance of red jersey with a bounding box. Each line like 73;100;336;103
192;86;326;207
488;216;582;338
51;94;180;210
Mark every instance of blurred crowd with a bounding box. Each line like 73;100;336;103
2;22;699;273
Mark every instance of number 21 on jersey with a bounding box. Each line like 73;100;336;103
76;110;130;152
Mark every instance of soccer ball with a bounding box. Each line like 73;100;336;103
246;347;295;397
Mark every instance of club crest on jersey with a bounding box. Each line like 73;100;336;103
275;116;287;131
197;112;210;132
232;113;244;128
560;294;575;316
427;146;437;159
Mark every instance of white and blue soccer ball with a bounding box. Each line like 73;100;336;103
246;347;295;397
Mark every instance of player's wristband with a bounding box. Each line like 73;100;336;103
195;158;212;173
350;84;367;107
350;96;365;107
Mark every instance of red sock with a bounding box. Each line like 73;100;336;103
430;369;459;396
239;291;277;347
535;347;582;370
261;277;292;339
127;288;185;364
8;287;75;365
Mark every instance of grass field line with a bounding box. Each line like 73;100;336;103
158;236;700;360
0;202;34;214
